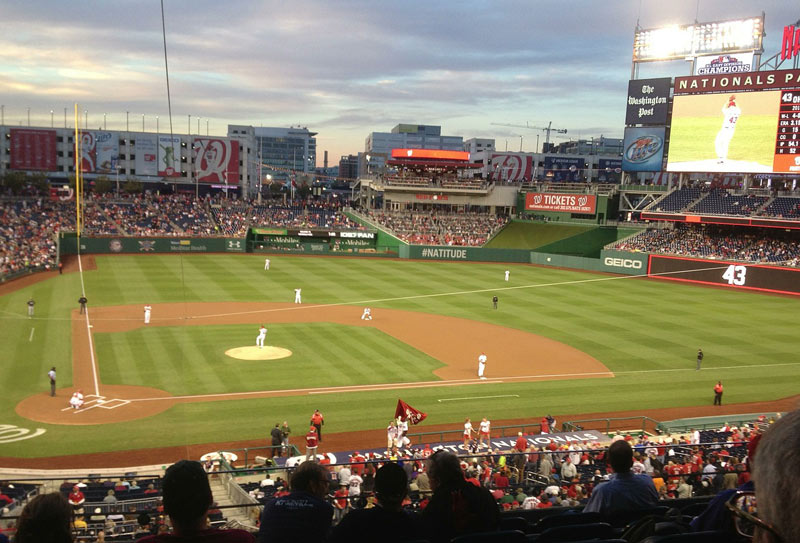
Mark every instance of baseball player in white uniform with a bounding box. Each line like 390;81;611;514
256;325;267;348
264;258;271;270
294;288;302;304
715;95;741;164
144;305;152;325
361;307;372;320
478;352;487;379
69;390;84;410
504;270;510;281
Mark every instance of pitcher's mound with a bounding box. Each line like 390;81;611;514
225;346;293;361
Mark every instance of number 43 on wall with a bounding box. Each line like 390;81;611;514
722;264;747;285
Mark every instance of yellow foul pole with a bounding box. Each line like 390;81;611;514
73;104;81;237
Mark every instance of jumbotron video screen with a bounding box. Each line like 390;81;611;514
667;69;800;174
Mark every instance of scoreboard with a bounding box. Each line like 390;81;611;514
775;90;800;171
668;69;800;174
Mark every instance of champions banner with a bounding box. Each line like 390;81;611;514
525;192;597;214
395;399;427;425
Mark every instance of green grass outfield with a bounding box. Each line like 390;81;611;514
1;254;799;458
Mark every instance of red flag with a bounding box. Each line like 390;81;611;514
395;399;427;425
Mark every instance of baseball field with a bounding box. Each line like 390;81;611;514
1;252;799;464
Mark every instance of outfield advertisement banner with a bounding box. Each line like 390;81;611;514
157;135;181;177
490;153;533;182
599;250;648;275
622;127;666;172
193;138;239;184
80;131;119;173
625;77;671;125
9;128;57;171
524;193;597;214
135;134;158;176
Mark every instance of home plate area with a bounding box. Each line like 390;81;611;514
60;394;130;414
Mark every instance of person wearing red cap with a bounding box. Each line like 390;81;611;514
715;94;741;165
477;353;487;379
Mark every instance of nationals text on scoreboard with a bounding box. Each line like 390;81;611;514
672;69;800;173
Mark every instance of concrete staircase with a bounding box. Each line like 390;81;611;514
209;477;254;527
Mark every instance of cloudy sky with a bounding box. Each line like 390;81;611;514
1;1;796;164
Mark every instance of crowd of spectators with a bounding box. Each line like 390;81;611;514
0;195;368;279
366;210;507;246
612;224;800;266
0;199;74;277
4;412;787;542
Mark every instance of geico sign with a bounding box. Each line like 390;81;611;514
604;257;643;269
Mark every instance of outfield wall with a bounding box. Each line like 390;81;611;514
59;234;245;254
400;245;531;262
529;249;648;275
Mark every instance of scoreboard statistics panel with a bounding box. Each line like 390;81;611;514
648;255;800;296
775;90;800;171
668;69;800;174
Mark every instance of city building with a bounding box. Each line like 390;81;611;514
0;123;251;196
363;124;463;174
229;125;317;185
463;138;495;156
338;154;359;180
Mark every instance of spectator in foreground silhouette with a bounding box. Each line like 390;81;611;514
257;460;333;543
328;461;422;543
13;492;73;543
584;439;658;516
752;410;800;542
421;450;499;542
138;460;253;542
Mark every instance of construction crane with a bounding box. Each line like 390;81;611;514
491;121;568;152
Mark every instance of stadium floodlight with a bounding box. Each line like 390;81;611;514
633;16;763;62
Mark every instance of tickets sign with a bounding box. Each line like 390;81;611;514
525;193;597;214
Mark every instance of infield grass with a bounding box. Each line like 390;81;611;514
1;254;799;458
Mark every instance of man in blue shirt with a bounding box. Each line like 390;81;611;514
584;439;659;516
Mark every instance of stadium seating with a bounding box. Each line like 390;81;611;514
760;196;800;218
611;224;800;266
687;189;768;216
650;188;702;212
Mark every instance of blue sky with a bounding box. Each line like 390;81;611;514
0;1;796;164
